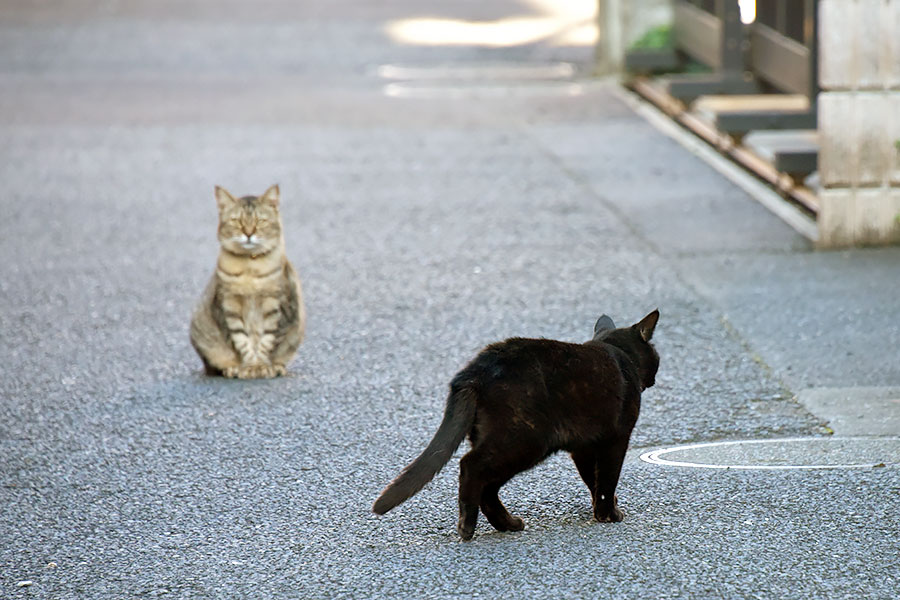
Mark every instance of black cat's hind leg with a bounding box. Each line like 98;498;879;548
457;451;484;540
570;449;597;506
592;440;629;523
480;481;524;533
459;447;534;539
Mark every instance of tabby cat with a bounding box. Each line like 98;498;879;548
372;310;659;540
190;185;305;379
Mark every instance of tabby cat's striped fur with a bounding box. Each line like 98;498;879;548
190;185;305;379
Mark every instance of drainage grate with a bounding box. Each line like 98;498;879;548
639;437;900;470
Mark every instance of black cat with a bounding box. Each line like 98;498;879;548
372;310;660;540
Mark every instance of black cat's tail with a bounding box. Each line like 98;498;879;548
372;385;477;515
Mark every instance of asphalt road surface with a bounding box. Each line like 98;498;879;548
2;1;898;598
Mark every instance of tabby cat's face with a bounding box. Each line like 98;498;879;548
215;185;283;257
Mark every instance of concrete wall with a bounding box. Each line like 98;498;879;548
818;0;900;247
595;0;673;73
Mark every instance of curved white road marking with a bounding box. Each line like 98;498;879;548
639;437;900;470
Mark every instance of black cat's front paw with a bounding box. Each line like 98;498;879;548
594;506;625;523
458;522;475;541
594;494;625;522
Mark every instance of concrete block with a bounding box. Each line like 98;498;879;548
856;92;891;185
856;0;883;89
892;94;900;185
882;0;900;88
818;93;857;187
818;188;900;248
819;0;856;90
820;0;900;90
856;187;900;245
820;92;897;187
817;188;857;247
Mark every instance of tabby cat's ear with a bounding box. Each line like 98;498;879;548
215;186;237;212
593;315;616;337
635;309;660;342
260;184;280;207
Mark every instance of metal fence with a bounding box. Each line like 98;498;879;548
627;1;817;100
625;0;822;204
750;0;818;99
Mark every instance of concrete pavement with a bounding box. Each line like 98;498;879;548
1;1;898;598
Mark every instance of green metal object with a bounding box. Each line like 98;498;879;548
715;110;817;135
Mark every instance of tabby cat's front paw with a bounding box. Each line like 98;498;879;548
237;364;277;379
223;366;241;379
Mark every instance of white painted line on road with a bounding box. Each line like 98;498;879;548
640;437;900;470
382;82;584;99
375;62;577;81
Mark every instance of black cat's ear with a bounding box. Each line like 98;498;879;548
635;309;659;342
594;315;616;337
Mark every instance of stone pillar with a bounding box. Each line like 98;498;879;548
817;0;900;247
596;0;673;74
